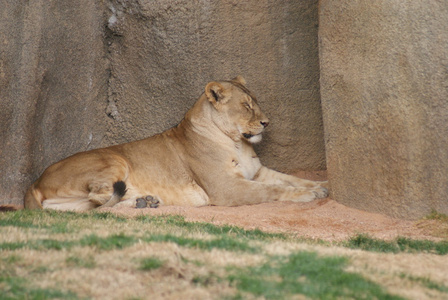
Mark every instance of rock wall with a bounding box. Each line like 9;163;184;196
0;1;108;205
105;0;325;171
319;1;448;219
0;0;325;205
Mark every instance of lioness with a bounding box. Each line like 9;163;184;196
24;76;328;211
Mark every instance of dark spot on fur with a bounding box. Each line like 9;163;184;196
113;181;127;197
211;89;219;101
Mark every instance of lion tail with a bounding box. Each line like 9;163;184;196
99;181;127;208
0;204;24;212
0;187;39;212
24;184;44;210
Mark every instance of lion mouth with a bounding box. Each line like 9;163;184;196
242;132;263;144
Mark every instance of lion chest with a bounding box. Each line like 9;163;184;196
232;146;262;180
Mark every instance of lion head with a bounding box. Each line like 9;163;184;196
204;76;269;143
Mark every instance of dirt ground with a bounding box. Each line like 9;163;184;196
103;171;442;242
106;199;435;242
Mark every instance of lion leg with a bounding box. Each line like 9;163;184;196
30;150;132;211
208;177;319;206
42;198;96;211
254;166;328;198
40;181;127;212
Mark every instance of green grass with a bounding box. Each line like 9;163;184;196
0;241;28;251
424;210;448;222
399;273;448;293
228;251;404;300
0;209;124;229
79;233;137;250
0;239;74;251
1;254;22;264
1;209;447;299
139;257;164;271
35;239;75;250
2;211;447;254
419;210;448;239
0;218;38;228
0;233;257;253
66;256;96;268
345;234;448;255
1;236;255;256
143;233;258;253
135;215;286;240
0;276;79;300
89;211;128;222
2;211;447;255
0;209;55;228
48;221;72;234
192;273;222;286
0;209;77;234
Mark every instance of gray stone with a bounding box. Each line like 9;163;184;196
319;1;448;219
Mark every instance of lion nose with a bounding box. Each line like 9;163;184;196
260;120;269;128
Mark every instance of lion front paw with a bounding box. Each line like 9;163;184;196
312;186;328;199
294;191;318;203
135;198;147;208
279;187;317;203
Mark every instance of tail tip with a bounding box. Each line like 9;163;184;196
113;181;127;197
0;204;22;212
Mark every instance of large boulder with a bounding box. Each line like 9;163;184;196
319;1;448;219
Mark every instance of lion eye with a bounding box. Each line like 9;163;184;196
243;103;252;110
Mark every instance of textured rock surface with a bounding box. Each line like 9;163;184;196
105;0;325;171
0;1;108;205
0;0;324;205
319;1;448;219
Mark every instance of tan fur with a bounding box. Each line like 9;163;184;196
24;76;328;211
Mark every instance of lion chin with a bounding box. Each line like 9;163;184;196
21;75;328;211
243;133;263;144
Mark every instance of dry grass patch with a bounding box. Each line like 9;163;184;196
416;211;448;239
345;250;448;300
1;209;447;299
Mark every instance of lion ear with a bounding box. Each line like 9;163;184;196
205;82;226;103
232;75;246;86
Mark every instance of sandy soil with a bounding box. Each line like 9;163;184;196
103;171;441;242
105;198;436;242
